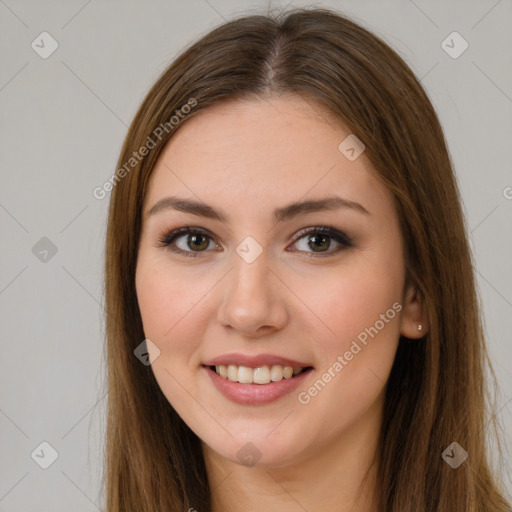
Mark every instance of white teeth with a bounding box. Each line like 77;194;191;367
237;366;253;384
282;366;293;379
270;365;283;382
253;366;270;384
214;364;306;384
227;365;238;381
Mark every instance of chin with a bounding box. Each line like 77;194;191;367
203;431;309;469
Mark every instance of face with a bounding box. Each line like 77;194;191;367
135;94;411;468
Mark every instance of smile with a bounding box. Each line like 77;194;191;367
203;364;314;405
212;364;308;384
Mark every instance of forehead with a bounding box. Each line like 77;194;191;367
144;95;387;216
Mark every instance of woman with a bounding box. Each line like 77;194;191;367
102;6;511;511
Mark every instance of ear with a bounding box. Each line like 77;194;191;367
399;281;429;339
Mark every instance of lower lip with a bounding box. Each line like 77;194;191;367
203;365;313;405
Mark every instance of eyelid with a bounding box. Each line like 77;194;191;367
157;225;353;258
158;225;214;246
291;225;353;246
156;226;221;257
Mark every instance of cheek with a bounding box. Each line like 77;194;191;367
135;257;218;380
135;261;203;403
136;260;201;340
287;256;404;421
136;270;173;338
290;261;402;437
291;260;403;350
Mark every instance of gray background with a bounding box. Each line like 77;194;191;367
0;0;511;510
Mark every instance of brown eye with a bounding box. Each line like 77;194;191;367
157;225;353;259
307;233;331;252
158;227;218;258
185;233;210;251
289;226;353;256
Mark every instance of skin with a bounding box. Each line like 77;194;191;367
135;94;429;512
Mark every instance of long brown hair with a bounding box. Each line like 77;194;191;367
101;7;511;511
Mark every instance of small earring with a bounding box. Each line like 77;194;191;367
417;324;423;331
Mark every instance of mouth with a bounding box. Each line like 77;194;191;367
202;363;314;405
202;353;314;404
206;364;314;385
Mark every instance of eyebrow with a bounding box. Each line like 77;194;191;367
145;195;370;223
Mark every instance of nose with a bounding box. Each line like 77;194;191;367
216;251;289;338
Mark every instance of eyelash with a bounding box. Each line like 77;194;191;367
156;225;353;259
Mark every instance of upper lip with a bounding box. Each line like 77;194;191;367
203;353;311;368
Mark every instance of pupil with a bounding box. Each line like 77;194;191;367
190;234;207;250
310;235;329;251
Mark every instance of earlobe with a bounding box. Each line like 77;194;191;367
399;283;429;339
